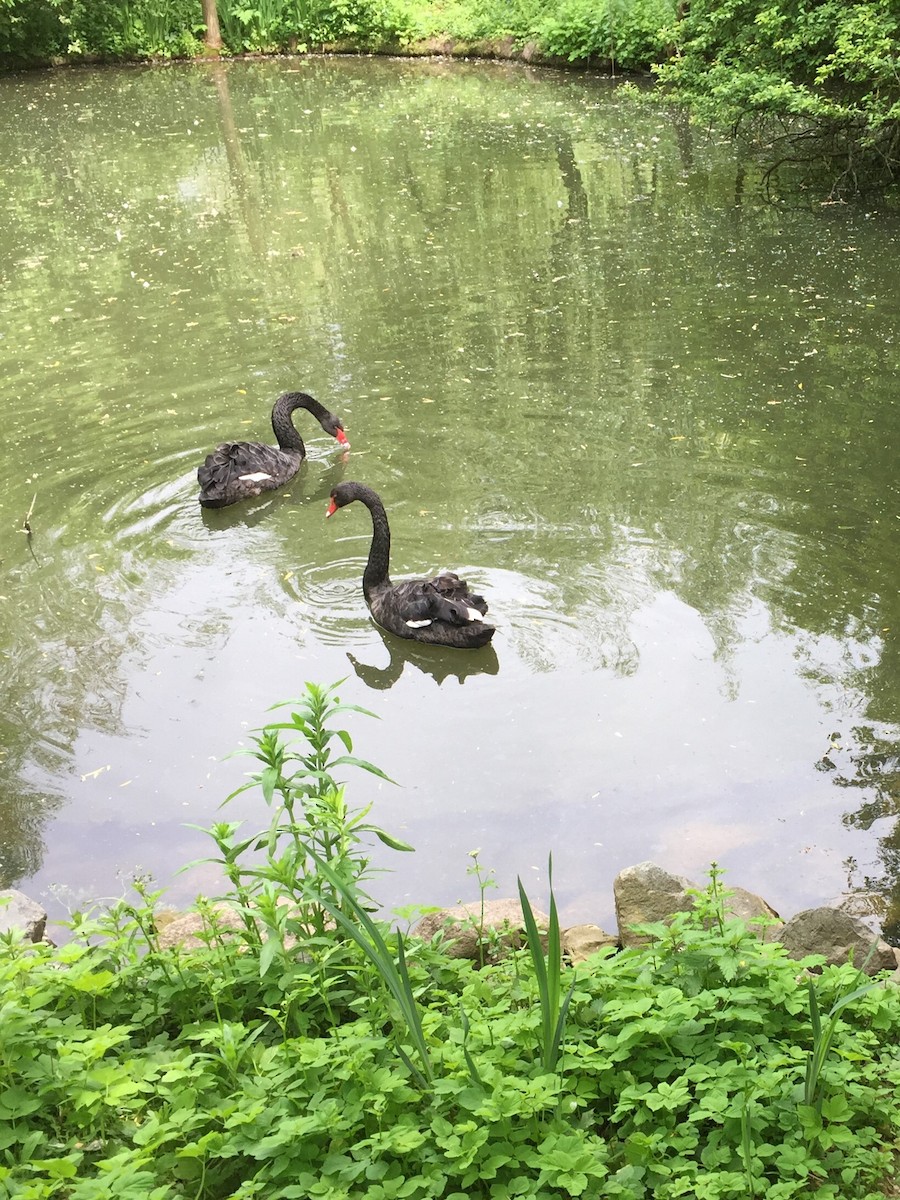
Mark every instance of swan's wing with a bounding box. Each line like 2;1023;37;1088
392;580;490;629
197;442;294;493
429;572;489;617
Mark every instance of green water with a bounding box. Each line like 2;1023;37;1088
1;56;899;934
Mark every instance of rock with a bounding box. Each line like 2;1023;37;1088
156;902;247;951
833;891;886;936
724;887;781;929
770;907;898;975
413;898;549;962
156;898;324;952
613;862;698;947
562;924;618;964
0;889;47;943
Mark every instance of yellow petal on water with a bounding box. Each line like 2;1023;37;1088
421;398;434;403
166;409;177;415
767;399;782;405
81;765;110;781
670;435;686;441
283;571;294;581
88;553;100;559
119;780;132;787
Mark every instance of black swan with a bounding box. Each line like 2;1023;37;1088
326;481;495;649
197;391;348;508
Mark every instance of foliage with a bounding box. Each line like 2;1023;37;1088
2;689;900;1197
537;0;672;70
0;0;65;60
215;0;413;52
57;0;205;59
654;0;900;194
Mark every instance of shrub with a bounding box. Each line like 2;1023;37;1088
538;0;673;69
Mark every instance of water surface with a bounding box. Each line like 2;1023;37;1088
1;56;899;935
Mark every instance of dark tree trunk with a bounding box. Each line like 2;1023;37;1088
201;0;223;52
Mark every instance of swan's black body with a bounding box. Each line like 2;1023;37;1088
197;392;347;508
326;482;495;649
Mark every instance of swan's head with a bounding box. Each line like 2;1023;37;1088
323;413;349;447
326;480;366;517
326;486;346;518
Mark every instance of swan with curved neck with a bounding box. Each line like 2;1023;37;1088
197;391;348;508
326;481;495;649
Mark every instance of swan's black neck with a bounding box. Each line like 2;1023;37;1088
270;392;327;452
354;486;392;598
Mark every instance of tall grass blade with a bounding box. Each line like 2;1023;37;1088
518;855;575;1072
306;851;433;1085
804;976;881;1109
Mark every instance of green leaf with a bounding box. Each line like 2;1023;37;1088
374;828;415;852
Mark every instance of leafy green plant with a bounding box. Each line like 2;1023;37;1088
196;680;410;946
538;0;673;68
654;0;900;194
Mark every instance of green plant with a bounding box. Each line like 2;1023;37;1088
538;0;673;67
654;0;900;194
306;850;435;1086
517;856;576;1073
5;698;900;1200
802;973;881;1113
197;680;410;947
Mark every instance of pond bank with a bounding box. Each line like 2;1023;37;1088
6;860;898;979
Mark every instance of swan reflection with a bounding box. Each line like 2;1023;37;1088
346;628;500;690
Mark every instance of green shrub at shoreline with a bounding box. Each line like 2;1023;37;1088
2;682;900;1199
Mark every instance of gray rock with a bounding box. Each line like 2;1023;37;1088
613;862;698;947
770;906;898;975
0;889;47;943
724;886;781;929
562;923;618;964
413;898;549;962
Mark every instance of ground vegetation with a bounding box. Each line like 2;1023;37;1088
2;682;900;1199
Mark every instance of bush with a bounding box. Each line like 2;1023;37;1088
538;0;673;68
0;0;66;61
56;0;204;58
655;0;900;193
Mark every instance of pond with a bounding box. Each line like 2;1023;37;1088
1;55;899;938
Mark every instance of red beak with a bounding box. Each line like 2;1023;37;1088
326;498;337;518
335;428;349;446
